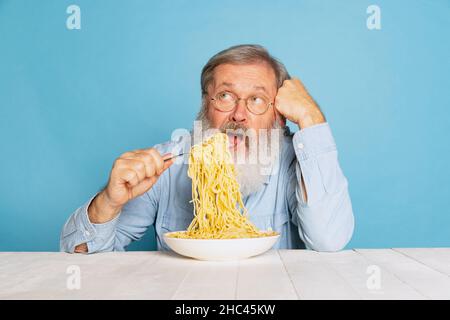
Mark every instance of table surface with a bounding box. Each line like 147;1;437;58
1;249;449;300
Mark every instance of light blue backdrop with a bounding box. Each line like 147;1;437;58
1;0;449;251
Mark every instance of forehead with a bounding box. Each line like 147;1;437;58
211;63;277;91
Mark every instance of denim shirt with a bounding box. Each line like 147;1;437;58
60;123;354;253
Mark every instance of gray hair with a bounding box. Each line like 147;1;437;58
197;44;290;121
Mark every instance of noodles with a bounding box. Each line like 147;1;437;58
168;132;278;239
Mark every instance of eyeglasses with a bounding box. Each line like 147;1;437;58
210;91;273;115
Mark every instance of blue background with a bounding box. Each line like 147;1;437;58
1;0;449;251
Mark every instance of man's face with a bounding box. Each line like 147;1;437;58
203;63;281;194
206;62;278;135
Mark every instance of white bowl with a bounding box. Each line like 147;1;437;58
163;231;280;261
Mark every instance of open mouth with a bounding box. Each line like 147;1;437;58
226;132;244;150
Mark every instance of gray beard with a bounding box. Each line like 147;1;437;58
199;117;283;198
234;163;267;198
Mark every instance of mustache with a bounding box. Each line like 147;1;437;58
219;122;250;149
219;122;248;133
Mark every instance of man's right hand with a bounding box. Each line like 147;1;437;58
88;148;174;224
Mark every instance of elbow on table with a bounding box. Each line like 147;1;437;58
306;220;355;253
59;230;73;253
308;236;349;252
59;239;75;254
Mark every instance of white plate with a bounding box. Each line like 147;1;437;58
163;231;280;261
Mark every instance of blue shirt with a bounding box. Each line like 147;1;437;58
60;123;354;253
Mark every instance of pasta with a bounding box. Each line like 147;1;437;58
168;132;278;239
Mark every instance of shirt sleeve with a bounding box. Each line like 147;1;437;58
60;182;161;254
59;193;120;253
59;141;177;254
287;122;355;252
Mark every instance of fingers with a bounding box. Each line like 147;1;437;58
144;148;165;175
144;150;175;175
107;148;175;205
116;148;173;182
123;152;156;178
161;152;173;160
281;77;304;89
129;176;159;198
162;158;174;171
114;167;140;187
115;158;148;182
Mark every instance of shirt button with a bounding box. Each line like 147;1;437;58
85;230;90;236
297;143;304;149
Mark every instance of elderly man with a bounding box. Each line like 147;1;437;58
60;44;354;253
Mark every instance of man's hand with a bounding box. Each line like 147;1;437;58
274;77;325;129
89;148;174;224
74;148;173;253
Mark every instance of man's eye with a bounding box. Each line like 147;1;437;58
219;92;233;100
251;96;264;104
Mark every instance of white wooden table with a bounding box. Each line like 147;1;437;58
1;249;449;300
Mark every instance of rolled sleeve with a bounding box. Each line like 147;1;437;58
60;194;120;253
293;122;345;206
289;122;354;252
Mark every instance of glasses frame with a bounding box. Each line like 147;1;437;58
210;91;274;115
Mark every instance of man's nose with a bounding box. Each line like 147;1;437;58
230;99;248;123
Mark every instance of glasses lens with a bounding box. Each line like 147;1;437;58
247;95;269;115
214;91;236;111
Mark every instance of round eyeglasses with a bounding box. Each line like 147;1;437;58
210;91;273;115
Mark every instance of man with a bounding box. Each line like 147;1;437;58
60;44;354;253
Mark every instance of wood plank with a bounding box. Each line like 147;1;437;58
2;249;448;299
0;252;166;299
68;251;162;299
317;250;424;299
0;252;102;299
356;249;450;300
236;250;298;300
394;248;450;276
279;250;360;299
280;249;426;300
171;259;238;300
99;251;193;299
